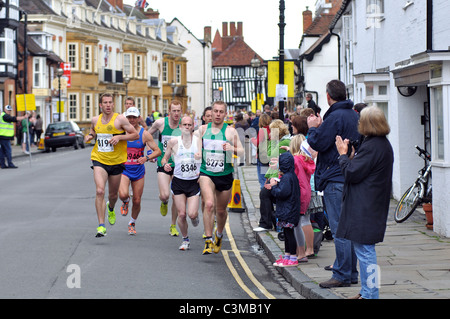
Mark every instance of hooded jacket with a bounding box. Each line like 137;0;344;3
306;99;360;191
270;152;301;226
293;154;316;214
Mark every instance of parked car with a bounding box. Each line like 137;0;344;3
44;121;85;152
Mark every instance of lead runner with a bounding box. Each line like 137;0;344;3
196;101;244;254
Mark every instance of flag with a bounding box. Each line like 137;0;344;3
135;0;148;8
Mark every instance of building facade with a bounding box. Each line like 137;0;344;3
331;0;450;237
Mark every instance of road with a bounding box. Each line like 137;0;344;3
0;147;299;301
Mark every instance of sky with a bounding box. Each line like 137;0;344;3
123;0;317;60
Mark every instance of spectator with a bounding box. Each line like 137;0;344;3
267;152;301;267
234;113;249;166
353;103;368;114
307;79;360;289
0;105;28;168
34;114;43;143
335;106;393;299
255;113;272;188
305;93;319;115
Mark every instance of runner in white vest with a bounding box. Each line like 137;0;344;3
161;115;201;251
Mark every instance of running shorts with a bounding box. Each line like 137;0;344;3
91;160;125;176
171;176;200;197
199;172;234;192
123;164;145;182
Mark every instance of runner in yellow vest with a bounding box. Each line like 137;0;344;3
84;93;139;237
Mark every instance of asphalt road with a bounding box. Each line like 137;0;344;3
0;147;298;301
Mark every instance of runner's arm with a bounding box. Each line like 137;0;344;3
143;131;161;162
84;117;97;143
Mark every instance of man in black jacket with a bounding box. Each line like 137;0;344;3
0;105;28;169
307;80;360;288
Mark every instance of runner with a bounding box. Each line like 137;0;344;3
124;97;147;130
85;93;139;238
118;107;161;235
148;100;182;236
197;101;244;254
161;115;201;250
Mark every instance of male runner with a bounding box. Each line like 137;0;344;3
148;100;182;236
161;115;201;250
118;107;161;235
197;101;244;254
124;97;147;129
85;93;139;237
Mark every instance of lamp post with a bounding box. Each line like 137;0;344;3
56;67;63;121
278;0;286;120
251;55;261;111
124;75;130;98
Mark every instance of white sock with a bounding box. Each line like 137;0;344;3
129;217;136;225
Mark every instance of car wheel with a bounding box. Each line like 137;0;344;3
52;147;56;152
80;137;85;149
74;138;79;150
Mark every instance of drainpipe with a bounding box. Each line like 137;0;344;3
427;0;433;51
329;30;341;80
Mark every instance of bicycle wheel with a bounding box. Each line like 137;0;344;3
394;183;422;223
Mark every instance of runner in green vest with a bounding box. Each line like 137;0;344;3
197;101;244;254
148;100;182;236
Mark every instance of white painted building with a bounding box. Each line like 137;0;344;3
169;18;212;117
331;0;450;237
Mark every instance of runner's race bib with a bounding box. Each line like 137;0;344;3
205;152;224;173
97;133;114;152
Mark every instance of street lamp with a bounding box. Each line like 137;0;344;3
251;55;261;111
124;75;130;98
56;67;63;121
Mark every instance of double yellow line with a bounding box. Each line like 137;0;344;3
222;216;275;299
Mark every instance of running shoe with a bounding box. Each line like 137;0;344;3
213;229;222;254
120;200;129;216
191;216;199;227
202;239;214;255
160;201;168;216
169;224;179;236
179;240;190;251
128;223;136;235
106;201;116;225
95;226;107;238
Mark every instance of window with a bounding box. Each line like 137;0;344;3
123;53;131;78
232;81;245;98
162;62;168;82
136;97;143;115
232;67;245;77
366;0;384;28
69;93;78;120
85;45;92;72
136;55;142;78
163;99;169;114
0;29;15;63
68;43;78;70
33;57;48;89
176;64;182;84
433;87;444;160
84;94;92;120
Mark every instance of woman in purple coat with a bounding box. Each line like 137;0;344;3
335;106;394;299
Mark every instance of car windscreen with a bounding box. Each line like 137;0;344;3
47;123;72;132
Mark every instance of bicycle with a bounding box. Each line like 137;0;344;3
394;145;432;223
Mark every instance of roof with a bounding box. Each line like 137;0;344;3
212;37;263;67
304;14;336;36
20;0;57;15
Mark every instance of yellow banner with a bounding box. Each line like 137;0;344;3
267;61;295;98
16;94;36;111
57;101;64;113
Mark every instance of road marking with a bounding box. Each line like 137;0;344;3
223;216;276;299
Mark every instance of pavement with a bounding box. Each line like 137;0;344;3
5;144;450;299
237;165;450;299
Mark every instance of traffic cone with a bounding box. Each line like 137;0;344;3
38;138;45;150
227;179;245;212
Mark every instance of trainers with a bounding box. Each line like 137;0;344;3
160;201;168;216
213;230;223;254
106;201;116;225
202;239;214;255
120;200;129;216
190;216;199;227
273;255;285;267
169;224;179;236
279;259;298;267
95;226;107;238
179;240;190;251
128;223;136;235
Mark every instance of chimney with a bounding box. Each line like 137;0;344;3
237;22;243;37
109;0;123;11
204;26;211;43
143;8;160;19
222;22;228;37
303;6;312;33
230;22;237;36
